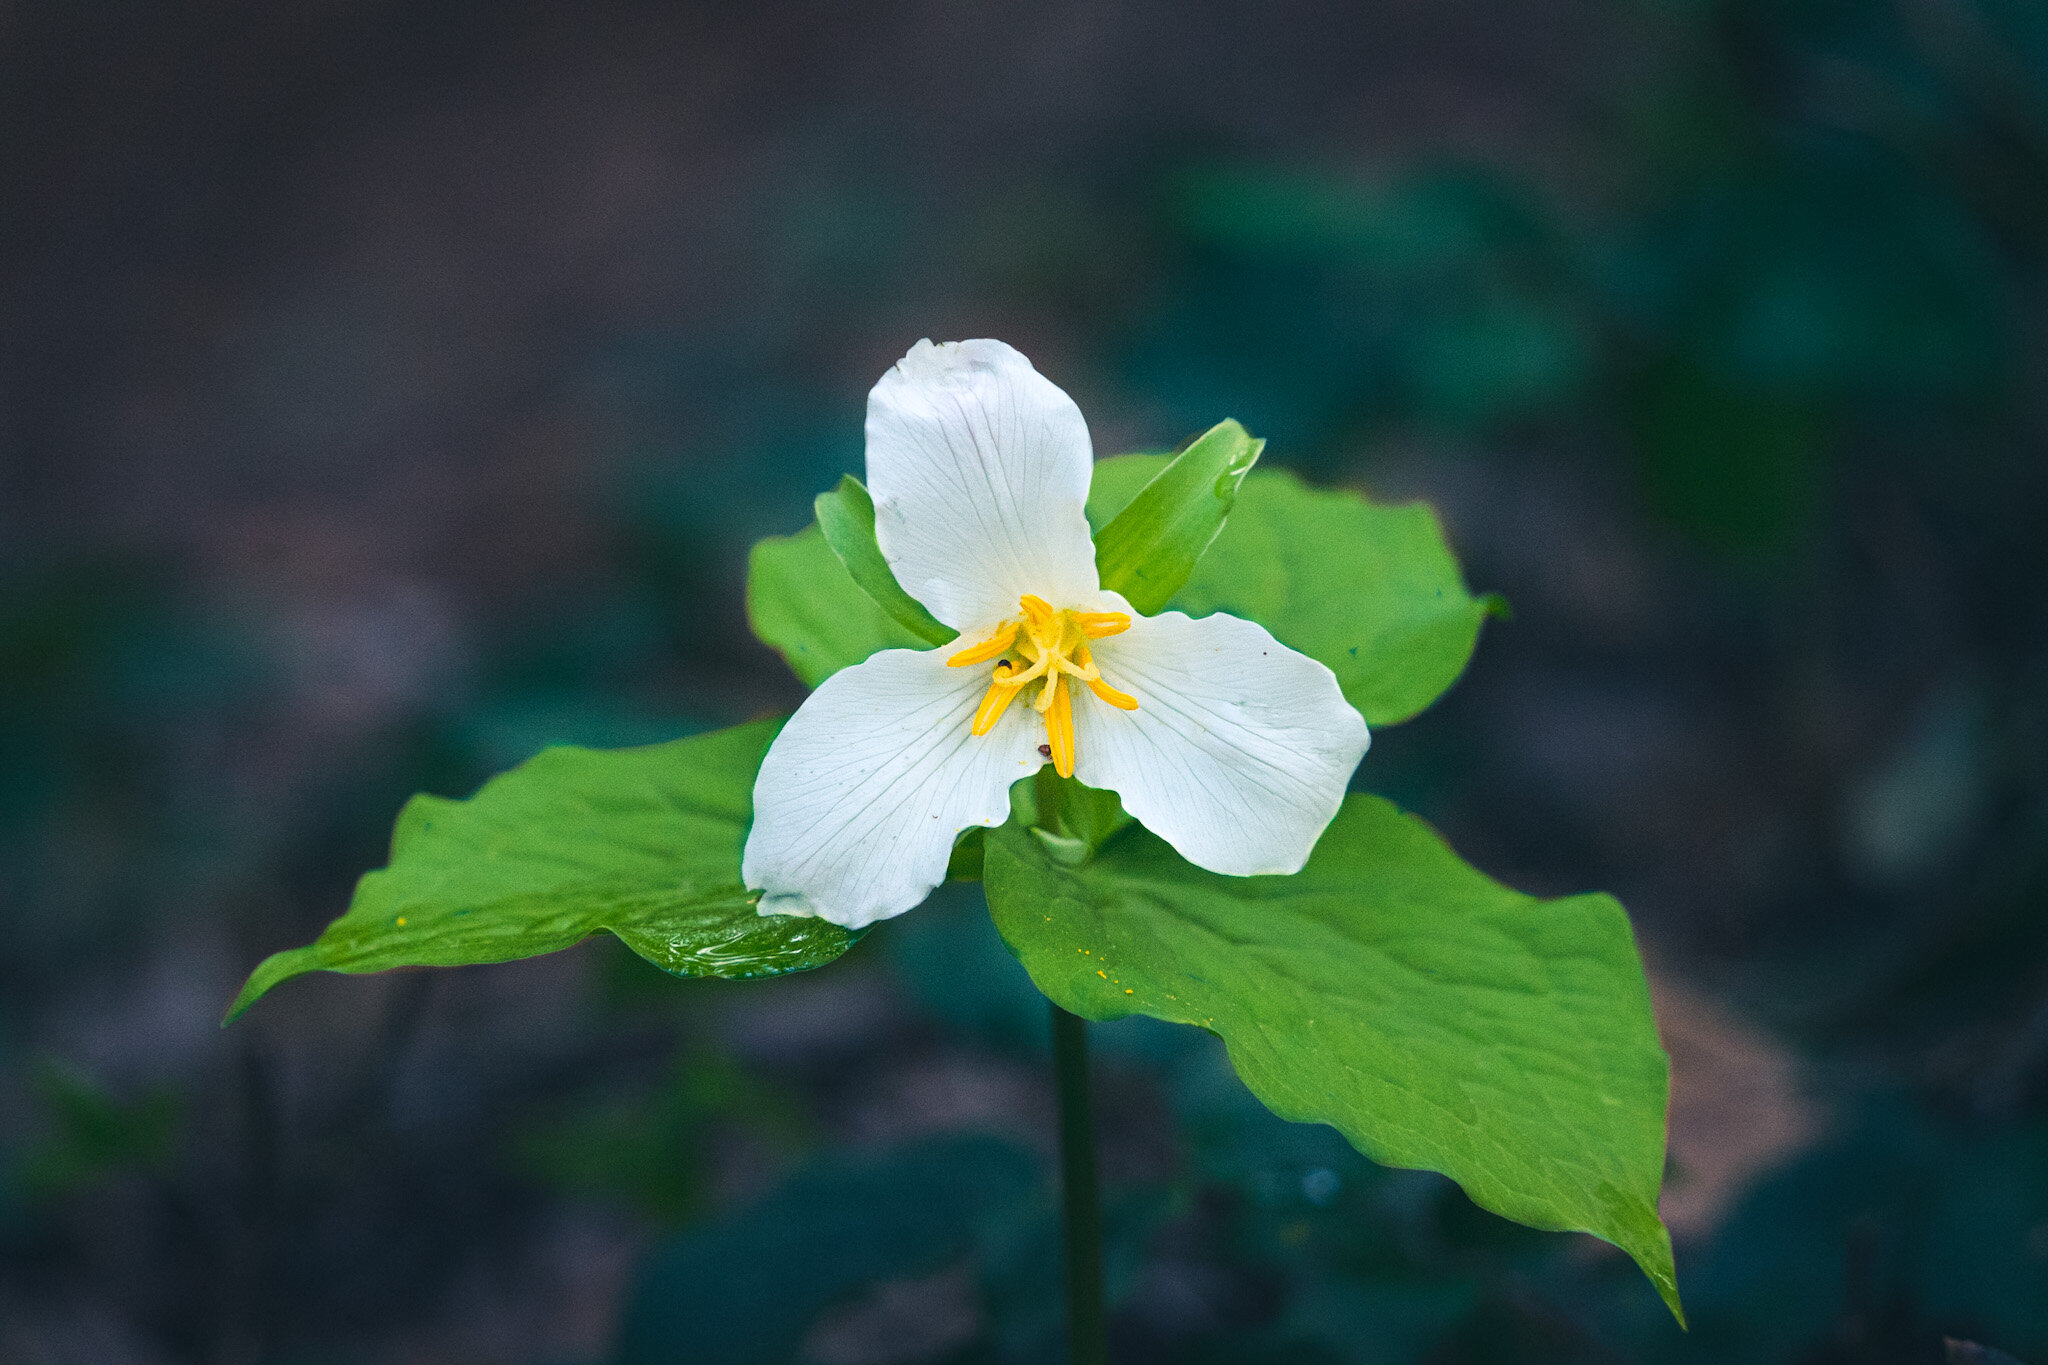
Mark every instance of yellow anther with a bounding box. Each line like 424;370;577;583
1059;643;1134;709
970;661;1025;736
1074;611;1131;639
947;619;1017;667
1086;676;1139;710
1045;674;1075;776
1019;594;1061;636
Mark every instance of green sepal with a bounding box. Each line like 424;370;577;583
1092;419;1264;614
1089;456;1494;726
815;475;955;646
223;721;859;1023
983;796;1682;1321
945;827;986;882
747;522;931;688
1000;771;1132;868
1028;770;1133;858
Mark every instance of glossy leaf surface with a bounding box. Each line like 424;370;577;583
226;721;856;1021
984;795;1681;1318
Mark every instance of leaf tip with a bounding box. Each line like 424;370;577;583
219;948;315;1028
1657;1273;1688;1329
1627;1221;1686;1327
219;984;261;1029
1209;419;1264;492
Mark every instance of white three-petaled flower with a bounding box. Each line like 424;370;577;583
742;339;1370;928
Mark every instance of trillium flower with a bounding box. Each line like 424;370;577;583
743;339;1371;928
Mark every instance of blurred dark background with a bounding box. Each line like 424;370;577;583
4;1;2047;1361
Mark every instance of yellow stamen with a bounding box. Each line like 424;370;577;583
1073;611;1131;639
947;619;1017;667
970;661;1025;735
1085;676;1138;710
1045;673;1075;776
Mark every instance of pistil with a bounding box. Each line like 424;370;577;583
949;594;1139;777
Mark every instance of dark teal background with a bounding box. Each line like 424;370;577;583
3;1;2046;1360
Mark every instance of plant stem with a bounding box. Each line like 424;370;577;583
1052;1002;1109;1365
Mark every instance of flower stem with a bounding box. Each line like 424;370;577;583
1052;1002;1109;1365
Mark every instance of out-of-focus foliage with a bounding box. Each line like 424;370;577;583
16;1061;183;1204
614;1136;1041;1365
1667;1103;2048;1361
509;1050;810;1226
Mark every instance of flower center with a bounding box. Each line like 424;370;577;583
945;594;1138;777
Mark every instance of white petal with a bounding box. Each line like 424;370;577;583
743;645;1048;928
866;339;1100;631
1073;611;1369;876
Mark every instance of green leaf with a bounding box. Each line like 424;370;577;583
1088;456;1493;726
225;721;858;1023
984;796;1681;1320
1092;419;1264;613
1084;452;1169;530
747;523;933;687
814;475;955;646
